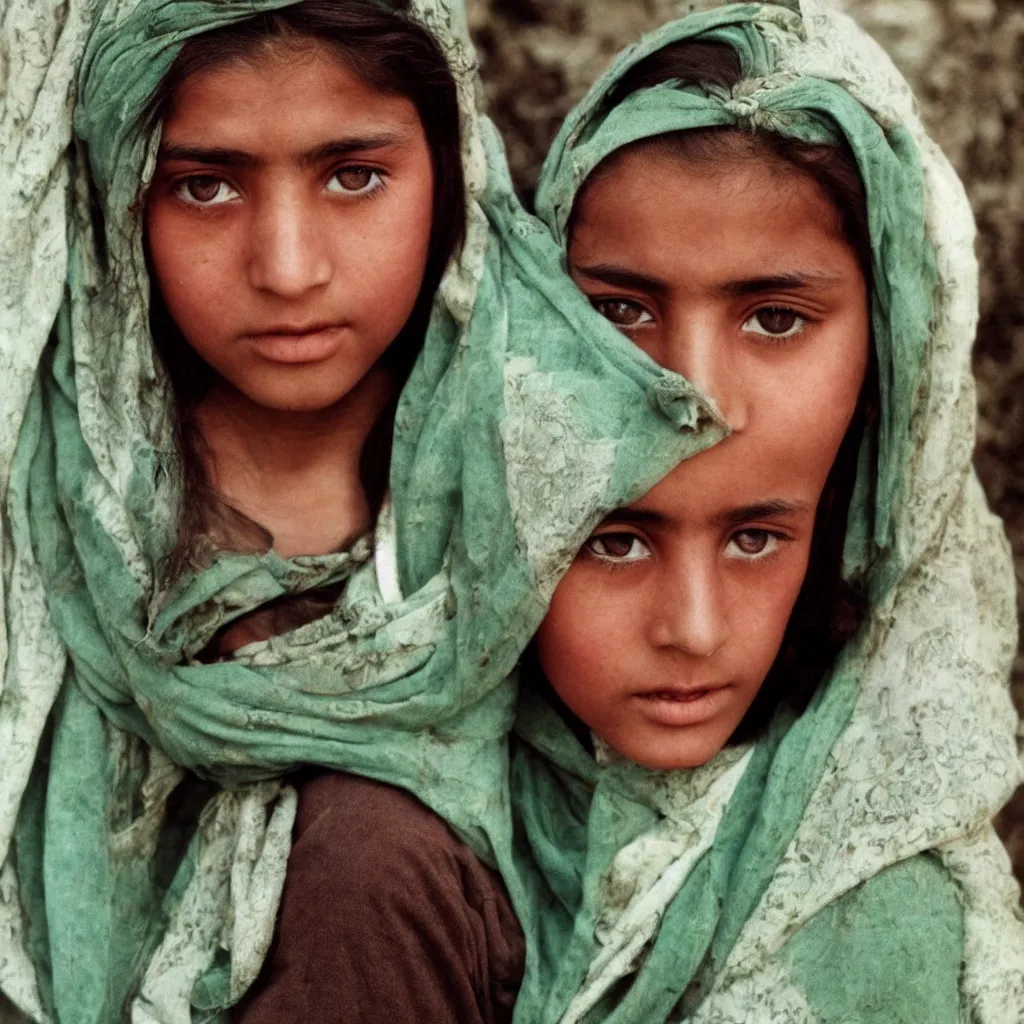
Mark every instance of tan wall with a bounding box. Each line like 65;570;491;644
469;0;1024;882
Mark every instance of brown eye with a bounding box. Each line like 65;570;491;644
182;176;229;204
732;530;771;556
592;534;634;557
330;167;378;193
756;308;798;334
584;532;651;563
742;306;806;339
593;300;653;328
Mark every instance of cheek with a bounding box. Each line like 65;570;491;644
817;311;870;427
729;554;810;683
762;323;869;482
146;206;183;305
534;576;620;710
535;589;587;692
342;161;435;316
146;204;232;339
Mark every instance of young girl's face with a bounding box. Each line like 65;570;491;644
146;43;435;413
567;144;869;442
536;144;870;770
535;430;815;771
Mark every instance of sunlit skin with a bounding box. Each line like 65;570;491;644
148;45;434;414
568;141;870;449
535;439;816;770
145;44;435;555
536;142;871;770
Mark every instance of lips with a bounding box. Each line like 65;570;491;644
639;688;716;702
255;321;336;336
632;684;733;726
245;324;345;365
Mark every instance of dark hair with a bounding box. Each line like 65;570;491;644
147;0;465;572
548;40;877;744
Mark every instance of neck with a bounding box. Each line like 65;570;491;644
194;366;395;556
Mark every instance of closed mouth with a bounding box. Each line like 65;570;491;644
636;686;723;702
248;322;338;337
245;325;345;365
631;684;734;727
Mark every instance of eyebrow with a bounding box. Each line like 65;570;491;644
297;132;411;168
573;263;669;296
600;507;671;528
600;498;812;531
157;130;411;170
713;499;812;529
573;263;844;297
713;273;845;298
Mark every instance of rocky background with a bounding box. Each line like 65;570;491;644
467;0;1024;884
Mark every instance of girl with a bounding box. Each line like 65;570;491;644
4;1;470;1017
0;0;724;1020
145;1;463;574
508;2;1024;1021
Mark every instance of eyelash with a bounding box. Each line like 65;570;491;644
172;175;239;207
588;297;814;345
725;529;790;562
583;532;652;567
582;528;791;568
169;164;388;208
590;298;654;331
740;306;810;343
325;165;388;198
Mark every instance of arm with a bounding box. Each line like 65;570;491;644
234;771;525;1024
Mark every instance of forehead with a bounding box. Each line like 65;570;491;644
630;430;817;524
570;144;855;280
162;44;420;149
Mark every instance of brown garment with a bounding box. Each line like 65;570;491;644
235;772;526;1024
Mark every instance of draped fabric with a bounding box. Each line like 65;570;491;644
0;2;726;1020
509;3;1024;1021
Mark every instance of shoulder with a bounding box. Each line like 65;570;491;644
781;854;963;1024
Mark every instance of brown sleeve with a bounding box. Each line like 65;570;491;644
234;772;525;1024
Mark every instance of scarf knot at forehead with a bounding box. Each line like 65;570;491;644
719;91;784;132
716;73;800;132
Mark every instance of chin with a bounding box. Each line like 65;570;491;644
613;734;728;772
632;751;721;772
252;392;349;414
240;378;364;414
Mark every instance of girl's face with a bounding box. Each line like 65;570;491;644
147;44;435;413
535;430;816;771
537;145;870;770
567;144;870;440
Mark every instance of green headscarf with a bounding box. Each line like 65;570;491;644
510;2;1024;1021
0;1;726;1020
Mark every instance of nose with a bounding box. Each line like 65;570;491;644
665;316;750;432
646;553;729;659
248;187;332;297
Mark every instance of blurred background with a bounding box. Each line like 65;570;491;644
467;0;1024;885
